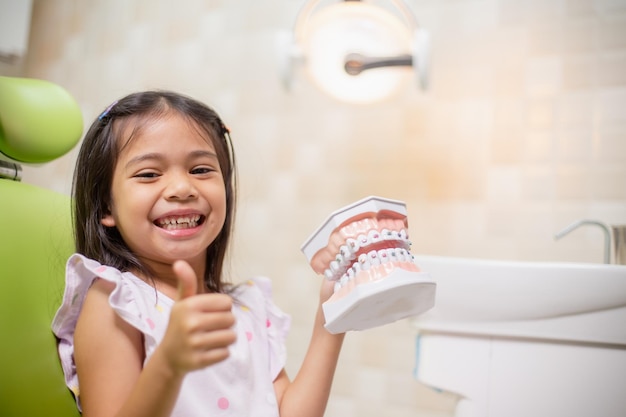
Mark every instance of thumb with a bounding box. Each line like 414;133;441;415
173;260;198;301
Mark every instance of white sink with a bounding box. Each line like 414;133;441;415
412;255;626;345
411;255;626;417
414;255;626;321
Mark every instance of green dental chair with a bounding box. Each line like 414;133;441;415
0;76;83;416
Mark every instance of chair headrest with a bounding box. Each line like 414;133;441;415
0;76;83;164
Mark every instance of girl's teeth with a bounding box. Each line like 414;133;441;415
159;215;201;230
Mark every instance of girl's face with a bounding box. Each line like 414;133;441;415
101;112;227;276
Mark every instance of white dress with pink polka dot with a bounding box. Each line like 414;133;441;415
52;254;291;416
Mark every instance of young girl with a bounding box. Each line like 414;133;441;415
52;91;344;417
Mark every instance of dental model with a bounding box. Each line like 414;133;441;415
301;196;436;334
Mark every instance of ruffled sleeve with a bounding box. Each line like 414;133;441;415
51;254;156;406
249;277;291;380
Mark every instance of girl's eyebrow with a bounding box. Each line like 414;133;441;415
125;152;164;169
188;150;219;160
125;150;218;169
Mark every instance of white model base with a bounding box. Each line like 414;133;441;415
323;270;436;334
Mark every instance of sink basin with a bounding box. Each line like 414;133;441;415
413;255;626;323
411;255;626;417
412;255;626;345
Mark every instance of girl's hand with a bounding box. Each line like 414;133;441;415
159;260;237;376
319;279;336;304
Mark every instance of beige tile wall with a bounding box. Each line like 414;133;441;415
4;0;626;415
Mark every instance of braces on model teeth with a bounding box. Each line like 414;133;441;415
333;247;414;292
301;196;436;334
324;228;412;282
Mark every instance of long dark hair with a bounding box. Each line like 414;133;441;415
72;90;237;292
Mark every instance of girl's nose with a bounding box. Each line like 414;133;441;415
165;172;198;200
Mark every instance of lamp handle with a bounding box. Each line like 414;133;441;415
344;53;413;75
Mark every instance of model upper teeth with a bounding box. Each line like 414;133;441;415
158;215;201;229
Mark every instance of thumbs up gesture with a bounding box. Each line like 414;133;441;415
158;260;237;375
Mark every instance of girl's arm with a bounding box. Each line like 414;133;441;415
273;280;345;417
74;262;236;417
74;278;182;417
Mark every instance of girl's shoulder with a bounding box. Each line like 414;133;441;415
52;254;155;407
228;276;291;380
228;276;281;316
65;253;151;290
230;276;274;299
229;276;291;337
52;254;161;339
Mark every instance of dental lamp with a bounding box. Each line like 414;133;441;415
278;0;430;104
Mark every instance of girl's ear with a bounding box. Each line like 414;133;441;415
101;212;116;227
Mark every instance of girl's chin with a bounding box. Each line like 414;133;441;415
137;247;207;266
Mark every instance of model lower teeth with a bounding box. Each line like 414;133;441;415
324;229;412;281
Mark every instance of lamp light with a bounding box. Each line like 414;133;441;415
278;0;430;104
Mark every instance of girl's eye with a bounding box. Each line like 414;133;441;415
191;167;214;175
134;172;160;179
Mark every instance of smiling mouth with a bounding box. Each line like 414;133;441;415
155;214;205;230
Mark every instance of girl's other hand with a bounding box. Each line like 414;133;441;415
159;260;237;376
319;279;336;304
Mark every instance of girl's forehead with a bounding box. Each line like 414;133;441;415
116;113;217;153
